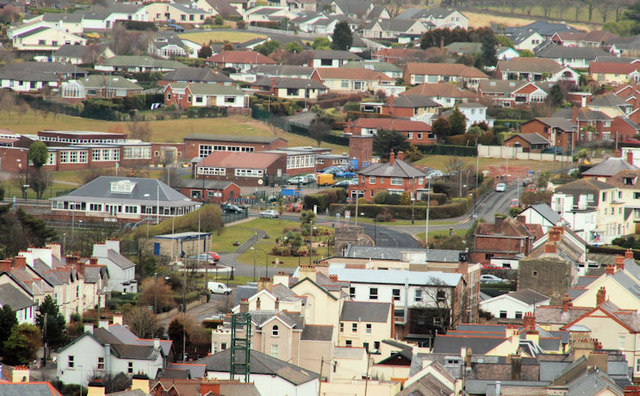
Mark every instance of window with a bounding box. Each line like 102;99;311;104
124;146;151;159
436;290;446;303
391;177;402;186
369;176;376;184
224;96;236;103
68;355;74;368
345;340;352;347
352;323;357;332
499;311;507;318
349;287;355;299
369;287;378;300
341;80;349;88
98;357;105;370
199;144;213;157
221;342;227;350
197;167;226;176
414;75;424;83
392;289;400;301
271;344;279;358
286;88;299;96
321;58;332;66
366;324;372;334
515;311;523;319
379;177;385;184
195;96;203;103
235;169;263;177
272;325;279;336
374;341;380;352
408;132;413;140
340;323;344;332
414;289;423;302
417;133;423;139
128;362;133;374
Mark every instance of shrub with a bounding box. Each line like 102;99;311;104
303;188;346;211
330;198;471;220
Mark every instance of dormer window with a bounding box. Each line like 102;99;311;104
110;180;137;193
624;177;635;185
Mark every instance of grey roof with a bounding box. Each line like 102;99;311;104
162;67;232;84
567;369;623;396
311;50;362;60
83;266;103;283
581;157;639;177
54;44;108;59
197;349;318;385
0;283;35;311
248;64;315;78
184;133;286;143
502;19;580;37
369;18;424;33
553;107;611;121
388;95;441;108
51;176;194;207
0;383;61;396
186;83;245;96
612;270;640;296
590;94;628;107
0;62;83;82
527;203;563;225
575;276;599;288
340;301;390;322
89;328;161;360
167;362;207;379
301;325;333;341
250;310;299;328
343;246;462;262
159;368;190;379
507;288;550;304
358;158;426;178
254;76;327;90
326;267;462;287
100;56;187;69
433;334;506;355
396;7;460;20
532;117;577;132
77;75;142;90
537;44;609;60
342;60;402;73
509;133;550;145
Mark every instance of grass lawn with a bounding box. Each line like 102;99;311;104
179;31;266;44
468;7;596;30
236;242;332;270
213;218;300;253
414;228;467;243
413;155;560;173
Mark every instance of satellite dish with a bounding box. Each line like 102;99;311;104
258;179;264;185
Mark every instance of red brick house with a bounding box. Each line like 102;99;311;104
611;116;640;141
503;133;550;152
351;150;427;201
520;117;577;151
380;95;441;118
175;179;241;203
470;215;544;264
552;107;613;142
344;118;435;145
403;62;488;89
163;83;248;110
183;134;288;160
478;80;549;107
349;135;373;171
194;151;286;187
372;48;428;65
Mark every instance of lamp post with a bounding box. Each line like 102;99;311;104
252;232;258;282
411;176;416;225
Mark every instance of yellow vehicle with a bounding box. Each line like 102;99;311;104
316;173;335;186
85;33;100;39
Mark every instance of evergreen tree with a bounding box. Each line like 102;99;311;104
0;305;17;356
3;324;42;365
373;129;410;160
431;118;451;141
448;107;467;135
36;296;67;350
331;21;353;51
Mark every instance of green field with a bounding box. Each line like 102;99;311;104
414;155;560;173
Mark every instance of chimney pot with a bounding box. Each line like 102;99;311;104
596;286;606;306
563;293;572;312
626;249;634;260
615;255;625;271
605;265;615;275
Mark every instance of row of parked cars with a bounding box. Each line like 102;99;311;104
286;165;358;188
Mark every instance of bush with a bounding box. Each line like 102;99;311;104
330;198;471;220
303;188;346;211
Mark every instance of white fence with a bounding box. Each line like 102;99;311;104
478;144;572;162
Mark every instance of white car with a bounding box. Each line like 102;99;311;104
259;209;280;218
495;183;506;192
481;274;505;284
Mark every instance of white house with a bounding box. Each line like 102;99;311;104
520;203;564;234
92;240;137;293
497;46;521;61
551;192;598;244
81;4;148;30
56;322;166;386
458;102;492;128
12;26;86;52
0;283;37;325
479;289;550;320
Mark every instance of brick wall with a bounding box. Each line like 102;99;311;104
517;256;572;305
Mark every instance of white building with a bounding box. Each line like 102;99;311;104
520;203;564;234
551;192;598;244
92;240;137;293
458;102;493;129
479;289;550;320
0;283;37;325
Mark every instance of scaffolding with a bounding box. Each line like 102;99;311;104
230;312;251;382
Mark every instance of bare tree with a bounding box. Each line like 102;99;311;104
127;121;152;141
419;277;467;335
138;277;175;313
123;305;164;339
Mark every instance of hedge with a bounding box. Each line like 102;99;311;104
417;144;477;157
330;198;471;220
304;188;346;211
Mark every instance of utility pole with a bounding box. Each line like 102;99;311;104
318;357;323;396
42;312;47;367
425;178;431;250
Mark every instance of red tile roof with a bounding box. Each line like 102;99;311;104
402;82;477;98
205;50;276;65
404;62;488;78
197;151;282;169
350;118;431;132
589;62;640;74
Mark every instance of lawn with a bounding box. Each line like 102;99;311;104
213;218;301;253
414;228;468;244
413;155;559;174
179;31;266;44
467;8;597;30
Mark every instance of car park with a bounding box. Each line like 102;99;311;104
336;170;356;178
259;209;280;218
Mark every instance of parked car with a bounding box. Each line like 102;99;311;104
480;274;505;284
260;209;280;218
510;199;519;208
207;281;231;295
303;174;316;183
221;203;243;213
542;146;563;155
336;170;356;178
188;251;220;263
495;183;506;192
287;175;309;185
334;180;355;188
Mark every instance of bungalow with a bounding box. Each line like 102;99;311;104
478;80;549;108
395;7;468;30
345;118;435;145
148;36;191;59
159;67;234;86
12;26;86;52
311;67;394;94
496;58;580;84
243;6;295;24
342;60;403;80
307;50;362;68
372;48;429;65
175;179;241;203
503;133;550;152
551;30;618;48
536;44;609;69
60;75;143;102
194;151;286;186
193;0;243;18
0;62;84;93
163;83;248;110
404;62;487;89
362;18;430;41
80;3;147;30
401;82;478;108
139;2;208;23
381;95;441;119
252;77;328;100
52;44;114;65
589;61;640;85
95;55;187;73
205;50;276;73
496;46;520;61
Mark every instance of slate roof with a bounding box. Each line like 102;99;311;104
536;305;593;326
77;75;142;90
340;301;390;322
387;94;441;108
247;64;315;78
50;176;193;207
310;49;362;60
197;349;318;385
54;44;108;59
0;283;35;311
503;20;580;37
327;267;462;287
184;134;286;144
530;116;577;132
314;67;393;81
402;82;477;98
507;133;549;145
301;325;333;341
167;362;206;379
581;157;639;177
186;83;245;96
162;67;232;84
498;58;564;74
507;288;550;305
433;334;506;355
590;94;629;107
204;0;242;18
0;383;62;396
0;62;82;82
342;60;401;73
552;107;611;121
83;266;104;283
100;56;187;69
555;178;615;193
537;44;609;61
405;62;488;78
343;246;461;262
527;203;563;225
205;50;276;65
254;76;327;90
250;310;299;328
358;158;426;178
566;370;623;396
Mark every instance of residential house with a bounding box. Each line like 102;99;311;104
159;67;233;86
289;267;344;326
553;178;624;244
456;102;491;128
92;240;136;293
608;35;640;57
329;0;377;21
194;151;286;186
499;20;580;41
95;56;187;73
353;150;427;201
551;30;618;47
148;36;193;59
581;155;639;181
607;168;640;234
311;67;395;94
195;0;243;18
404;62;488;89
243;6;294;25
0;283;37;325
197;349;319;396
496;46;521;60
52;44;114;65
503;133;551;152
79;4;147;30
163;83;248;110
56;323;168;386
175;179;241;203
509;30;545;52
251;77;328;101
589;61;640;85
520;117;576;151
0;62;83;93
496;58;580;84
204;50;276;73
478;80;550;108
342;60;403;80
479;289;550;320
50;176;199;222
14;12;84;37
536;44;609;69
470;215;543;265
344;118;435;145
338;301;392;352
395;7;468;30
61;75;143;102
380;95;441;119
589;94;634;118
372;48;429;65
183;134;287;160
307;50;362;68
519;203;564;233
231;64;315;83
401;82;477;108
529;225;588;269
552;107;613;142
139;2;208;23
12;26;86;52
362;18;430;41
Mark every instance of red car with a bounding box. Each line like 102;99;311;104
207;252;221;262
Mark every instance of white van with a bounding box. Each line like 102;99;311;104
208;282;232;295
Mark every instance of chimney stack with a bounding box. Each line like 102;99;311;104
614;149;621;158
562;293;572;313
596;287;606;306
544;243;557;254
523;312;536;331
14;256;27;269
615;255;625;271
605;265;615;275
626;249;634;260
627;150;634;165
389;150;395;165
87;379;105;396
397;151;404;161
548;226;563;242
571;106;578;123
239;298;249;313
